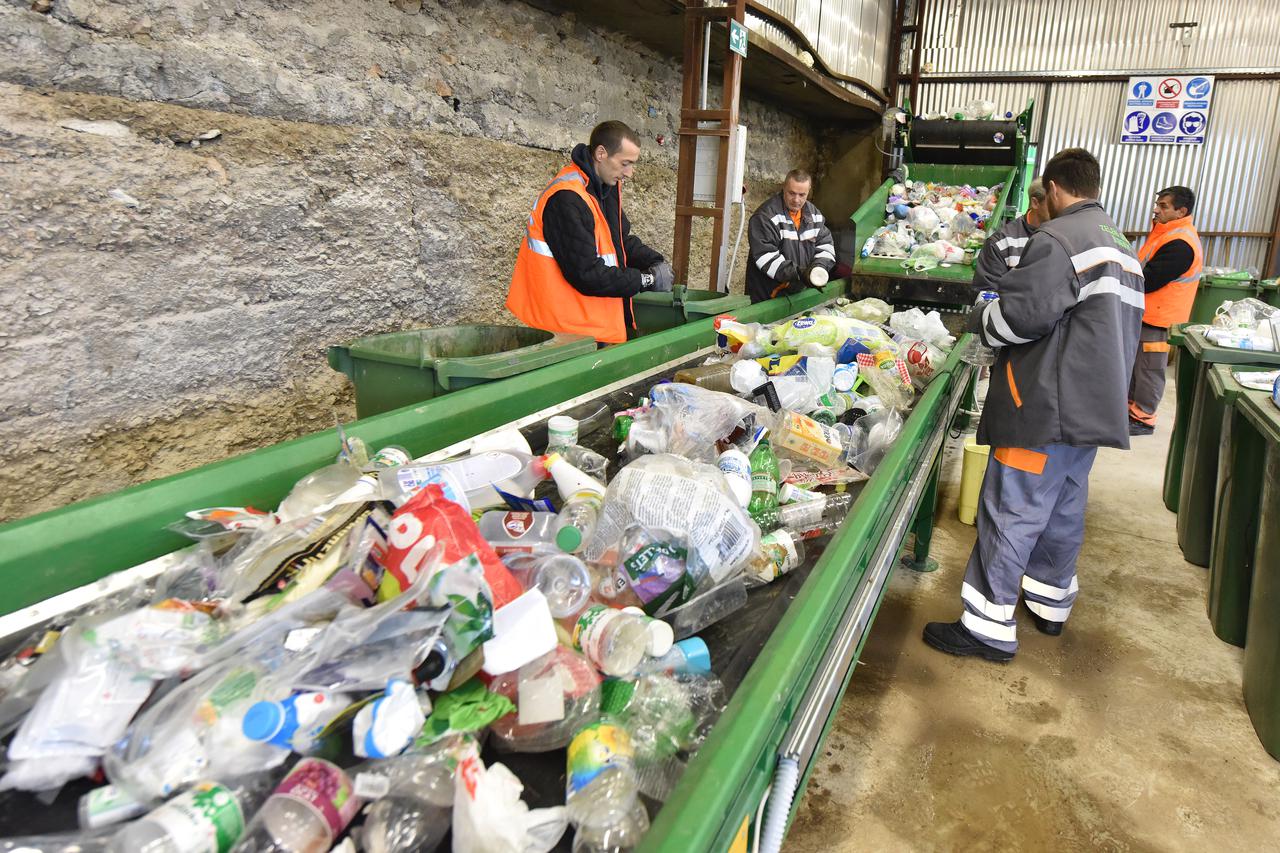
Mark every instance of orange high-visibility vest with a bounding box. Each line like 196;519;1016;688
1139;216;1203;328
507;164;630;343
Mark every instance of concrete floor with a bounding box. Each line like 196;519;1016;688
788;374;1280;852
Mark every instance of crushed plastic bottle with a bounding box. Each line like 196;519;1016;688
229;758;362;853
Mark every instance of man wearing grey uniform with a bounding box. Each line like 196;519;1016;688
924;149;1144;661
972;178;1047;292
746;169;837;303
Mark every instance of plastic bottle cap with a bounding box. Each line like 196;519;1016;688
555;524;584;553
242;701;284;743
646;619;675;658
675;637;712;673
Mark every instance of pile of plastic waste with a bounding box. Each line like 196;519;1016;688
0;298;953;853
860;180;1001;271
1200;297;1280;352
919;99;1015;122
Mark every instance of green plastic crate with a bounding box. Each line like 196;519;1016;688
849;163;1017;285
328;325;596;418
632;286;751;336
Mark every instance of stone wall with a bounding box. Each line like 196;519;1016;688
0;0;859;522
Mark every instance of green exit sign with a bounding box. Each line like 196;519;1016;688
729;20;748;57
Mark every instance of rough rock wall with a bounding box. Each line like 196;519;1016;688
0;0;828;522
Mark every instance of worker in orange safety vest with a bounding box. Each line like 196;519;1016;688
507;121;673;344
1128;186;1203;436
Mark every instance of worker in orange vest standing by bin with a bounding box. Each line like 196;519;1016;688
1128;186;1203;436
507;121;674;344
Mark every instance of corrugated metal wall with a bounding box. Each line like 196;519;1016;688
922;0;1280;74
746;0;895;97
910;0;1280;270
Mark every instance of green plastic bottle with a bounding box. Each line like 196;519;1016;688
747;439;780;518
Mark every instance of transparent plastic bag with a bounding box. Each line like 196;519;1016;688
624;384;761;463
841;297;893;324
842;408;904;474
584;455;758;586
489;646;602;753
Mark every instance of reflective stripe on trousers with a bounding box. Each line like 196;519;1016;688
960;443;1098;653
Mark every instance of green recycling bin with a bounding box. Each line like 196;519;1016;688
1241;391;1280;759
328;325;596;418
1164;329;1280;516
1260;278;1280;308
632;286;751;336
1190;275;1257;325
1206;366;1273;646
1163;324;1195;512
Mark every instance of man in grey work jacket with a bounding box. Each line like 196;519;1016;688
746;169;837;303
924;148;1144;662
971;177;1047;292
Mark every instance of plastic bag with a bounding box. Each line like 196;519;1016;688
842;408;904;474
584;455;758;586
489;646;602;753
378;484;522;608
452;741;569;853
840;298;893;324
889;308;956;350
907;206;940;239
624;384;761;463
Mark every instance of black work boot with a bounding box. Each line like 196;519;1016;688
1128;419;1154;436
1023;601;1065;636
923;620;1013;662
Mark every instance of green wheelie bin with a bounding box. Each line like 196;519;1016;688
1241;390;1280;759
1206;366;1274;645
631;285;751;336
327;325;596;418
1190;274;1257;325
1260;278;1280;309
1163;323;1192;512
1165;329;1280;522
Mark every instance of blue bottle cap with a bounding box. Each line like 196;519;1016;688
676;637;712;674
242;701;284;743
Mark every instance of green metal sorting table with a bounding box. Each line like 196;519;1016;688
1205;366;1274;646
1240;389;1280;760
0;278;975;851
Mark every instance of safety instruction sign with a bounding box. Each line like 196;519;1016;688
1121;74;1214;145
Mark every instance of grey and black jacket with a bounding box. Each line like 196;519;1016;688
968;200;1145;450
746;193;836;303
972;215;1036;292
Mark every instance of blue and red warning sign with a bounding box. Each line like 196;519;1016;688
1121;74;1213;145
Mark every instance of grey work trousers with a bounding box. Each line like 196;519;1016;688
1128;323;1170;425
960;443;1099;654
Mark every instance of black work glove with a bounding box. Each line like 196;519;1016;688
644;261;674;293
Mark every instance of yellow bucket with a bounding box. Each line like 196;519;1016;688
958;437;991;526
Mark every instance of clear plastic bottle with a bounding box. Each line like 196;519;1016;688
634;637;712;676
357;752;455;853
477;510;560;556
746;529;806;585
108;774;279;853
276;461;364;523
960;291;999;366
379;450;548;510
530;553;595;619
229;758;362;853
546;454;607;553
571;606;650;677
79;783;149;831
752;491;853;534
566;720;648;852
558;445;609;481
